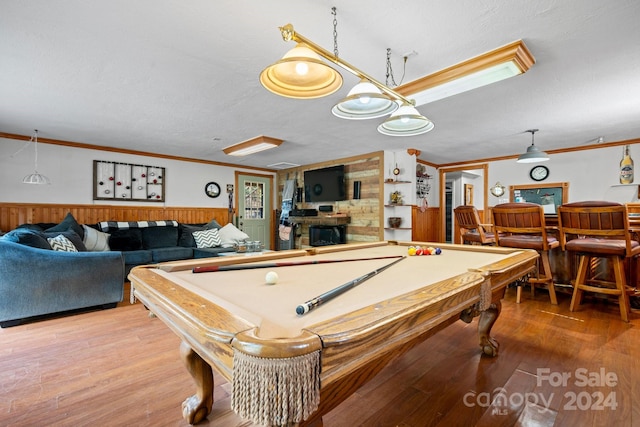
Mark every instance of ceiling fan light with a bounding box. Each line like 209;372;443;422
331;80;398;120
259;43;343;99
377;103;434;136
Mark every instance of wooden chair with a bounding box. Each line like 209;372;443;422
453;205;496;245
491;202;559;304
558;201;640;322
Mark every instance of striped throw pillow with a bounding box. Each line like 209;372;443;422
47;234;78;252
192;228;222;248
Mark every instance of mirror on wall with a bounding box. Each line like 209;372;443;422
439;164;488;243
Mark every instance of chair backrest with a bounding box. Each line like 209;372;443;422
453;205;492;244
491;202;552;249
557;201;635;256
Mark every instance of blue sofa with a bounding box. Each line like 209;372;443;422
0;238;125;327
0;214;237;327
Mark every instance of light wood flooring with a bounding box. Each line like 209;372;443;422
1;285;638;427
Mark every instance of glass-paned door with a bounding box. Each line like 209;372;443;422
238;174;272;249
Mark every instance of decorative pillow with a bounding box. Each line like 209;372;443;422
108;229;143;251
217;223;250;247
45;212;85;240
47;234;78;252
192;228;222;248
2;229;51;249
43;230;87;251
82;224;110;251
15;223;46;232
178;223;206;247
205;219;223;230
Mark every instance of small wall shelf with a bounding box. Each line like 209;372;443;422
288;216;350;225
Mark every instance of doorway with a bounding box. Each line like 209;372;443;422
237;172;273;249
439;164;488;243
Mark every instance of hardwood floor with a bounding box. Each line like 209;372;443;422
1;285;638;426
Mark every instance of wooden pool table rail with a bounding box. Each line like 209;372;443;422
130;241;538;425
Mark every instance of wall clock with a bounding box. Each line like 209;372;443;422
490;182;506;197
205;182;221;198
529;165;549;182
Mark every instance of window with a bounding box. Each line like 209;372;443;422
244;181;264;219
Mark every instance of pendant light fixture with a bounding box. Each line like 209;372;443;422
260;8;433;136
377;102;434;136
22;129;51;184
331;79;398;119
517;129;549;163
259;42;343;99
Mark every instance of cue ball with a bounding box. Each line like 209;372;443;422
265;271;279;285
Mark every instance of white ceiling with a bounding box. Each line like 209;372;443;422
2;0;640;169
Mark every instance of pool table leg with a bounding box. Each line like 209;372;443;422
180;341;213;424
477;300;501;357
460;300;501;357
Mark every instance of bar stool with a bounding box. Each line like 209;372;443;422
491;202;559;304
558;201;640;322
453;205;496;245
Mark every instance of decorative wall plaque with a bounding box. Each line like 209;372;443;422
93;160;165;202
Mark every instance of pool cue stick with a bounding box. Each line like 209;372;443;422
192;255;403;273
295;256;406;316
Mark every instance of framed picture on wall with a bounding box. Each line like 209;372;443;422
464;184;474;205
93;160;166;202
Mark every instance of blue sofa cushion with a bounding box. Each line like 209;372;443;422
45;212;85;240
122;250;153;265
2;229;51;249
142;226;178;249
151;247;193;263
109;229;143;251
178;223;206;247
43;230;87;252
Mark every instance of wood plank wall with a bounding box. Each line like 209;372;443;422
275;152;443;246
276;153;384;246
0;203;231;232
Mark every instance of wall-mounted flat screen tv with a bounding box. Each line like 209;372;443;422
304;165;346;202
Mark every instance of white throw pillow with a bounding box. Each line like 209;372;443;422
217;223;250;247
192;228;222;248
47;234;78;252
83;225;111;251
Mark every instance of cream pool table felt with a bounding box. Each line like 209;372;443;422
129;241;538;426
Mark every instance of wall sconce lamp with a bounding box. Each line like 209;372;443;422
223;135;283;156
395;40;535;106
517;129;549;163
22;129;51;185
260;23;433;136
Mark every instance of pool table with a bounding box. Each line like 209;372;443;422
129;241;537;426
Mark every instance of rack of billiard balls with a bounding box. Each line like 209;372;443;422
407;246;442;256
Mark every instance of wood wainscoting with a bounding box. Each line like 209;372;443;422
412;205;441;242
0;203;232;232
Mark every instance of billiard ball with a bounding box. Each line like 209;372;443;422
265;271;279;285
